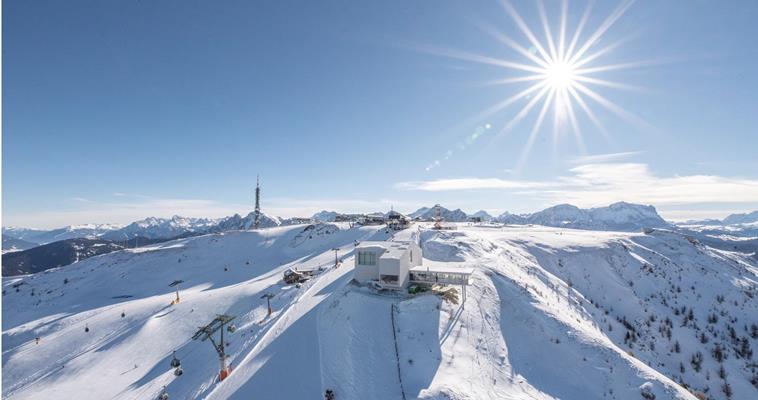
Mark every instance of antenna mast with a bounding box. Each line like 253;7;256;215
254;175;261;230
434;204;442;230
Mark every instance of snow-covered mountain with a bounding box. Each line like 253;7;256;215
312;210;339;222
469;210;493;221
1;228;47;242
2;237;38;254
100;216;218;241
1;202;675;250
722;210;758;225
1;214;289;274
3;224;122;245
210;212;281;232
527;203;593;227
495;211;528;224
496;202;670;232
4;214;285;247
409;205;469;222
681;211;758;228
677;210;758;238
4;224;756;399
534;202;669;231
407;202;667;231
589;202;668;228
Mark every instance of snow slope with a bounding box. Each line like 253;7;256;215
3;224;757;399
416;226;757;399
2;223;389;399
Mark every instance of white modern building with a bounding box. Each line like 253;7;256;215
354;241;422;289
353;241;473;294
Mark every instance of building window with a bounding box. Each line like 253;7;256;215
357;251;376;265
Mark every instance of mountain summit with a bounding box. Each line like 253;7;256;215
409;205;469;222
497;202;669;231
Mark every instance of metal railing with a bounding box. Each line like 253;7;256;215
409;271;471;286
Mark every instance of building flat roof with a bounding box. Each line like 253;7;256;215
356;240;407;247
356;241;414;259
410;264;475;275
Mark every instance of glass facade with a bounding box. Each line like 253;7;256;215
409;271;471;285
357;251;377;265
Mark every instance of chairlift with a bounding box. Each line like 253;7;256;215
173;366;183;376
227;324;237;333
170;351;181;368
157;386;169;400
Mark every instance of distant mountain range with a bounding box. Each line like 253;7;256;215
400;202;670;232
2;224;122;245
2;213;280;248
4;203;756;276
2;238;125;276
1;212;288;275
309;202;672;232
1;234;198;276
681;210;758;227
100;216;214;241
676;210;758;237
7;204;755;248
2;236;38;254
408;206;469;222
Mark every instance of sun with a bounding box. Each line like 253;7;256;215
544;60;577;90
422;0;645;170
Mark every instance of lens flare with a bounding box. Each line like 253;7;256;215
423;0;648;170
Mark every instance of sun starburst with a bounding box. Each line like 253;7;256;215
544;61;577;90
424;0;647;170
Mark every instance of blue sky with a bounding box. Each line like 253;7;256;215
4;0;758;228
